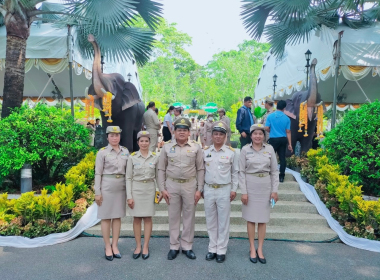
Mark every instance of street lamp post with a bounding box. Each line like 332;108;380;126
305;49;312;89
273;74;277;95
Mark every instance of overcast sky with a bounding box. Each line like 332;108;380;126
162;0;252;65
47;0;253;65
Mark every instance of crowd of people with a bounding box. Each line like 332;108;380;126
93;96;294;264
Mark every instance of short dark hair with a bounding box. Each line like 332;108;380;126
147;101;155;110
166;105;175;114
244;96;252;102
96;118;100;121
277;100;287;110
155;108;158;114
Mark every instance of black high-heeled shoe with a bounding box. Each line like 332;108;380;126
249;251;257;263
111;245;122;259
257;250;266;264
105;248;113;261
133;246;142;259
142;248;149;260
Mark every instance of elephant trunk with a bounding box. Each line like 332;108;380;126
89;37;106;98
307;58;318;121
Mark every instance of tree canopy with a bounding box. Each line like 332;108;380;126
138;18;270;112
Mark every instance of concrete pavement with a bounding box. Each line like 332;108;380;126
1;237;379;280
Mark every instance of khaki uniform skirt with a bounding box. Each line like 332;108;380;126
129;181;156;217
242;174;271;223
97;176;126;219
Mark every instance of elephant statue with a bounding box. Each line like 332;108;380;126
85;34;145;152
284;58;323;156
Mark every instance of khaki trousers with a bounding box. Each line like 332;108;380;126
190;131;197;141
147;129;158;152
204;183;231;254
166;177;197;250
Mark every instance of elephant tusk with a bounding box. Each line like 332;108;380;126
100;88;107;94
111;95;115;100
85;87;90;99
316;101;324;107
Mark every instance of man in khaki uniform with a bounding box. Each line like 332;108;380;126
143;102;161;152
261;96;275;142
190;117;199;141
158;117;205;260
204;113;214;146
203;121;238;263
218;108;231;145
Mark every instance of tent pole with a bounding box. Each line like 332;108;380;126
68;25;74;117
331;31;344;129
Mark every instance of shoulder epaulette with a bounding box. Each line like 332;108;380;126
100;147;106;150
203;146;210;150
244;143;250;147
165;140;172;144
152;152;156;155
228;146;235;152
131;152;136;156
122;146;127;149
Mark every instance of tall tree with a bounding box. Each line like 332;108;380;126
241;0;380;56
0;0;162;118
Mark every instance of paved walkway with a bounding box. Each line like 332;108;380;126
1;237;379;280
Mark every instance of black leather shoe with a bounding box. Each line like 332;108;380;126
113;252;122;259
205;252;216;261
182;250;196;260
249;251;257;263
133;247;142;259
279;177;284;183
167;249;179;260
216;254;225;263
257;250;266;264
105;248;113;261
142;250;150;260
111;245;121;259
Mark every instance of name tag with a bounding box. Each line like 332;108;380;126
247;152;254;155
221;156;228;159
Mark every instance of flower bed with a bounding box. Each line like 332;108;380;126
302;149;380;240
0;152;95;238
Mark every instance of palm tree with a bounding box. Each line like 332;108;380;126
0;0;162;118
241;0;380;56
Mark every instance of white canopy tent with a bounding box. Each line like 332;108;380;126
0;23;142;105
254;24;380;109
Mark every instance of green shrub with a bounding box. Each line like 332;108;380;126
0;105;93;189
322;101;380;195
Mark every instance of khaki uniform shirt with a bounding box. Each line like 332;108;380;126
94;145;130;195
261;107;275;126
238;143;279;194
143;109;160;131
190;121;199;133
261;107;275;141
158;140;205;191
126;151;158;199
204;121;214;146
220;115;231;138
203;145;239;192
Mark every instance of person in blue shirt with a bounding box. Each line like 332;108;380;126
265;100;293;182
236;96;256;147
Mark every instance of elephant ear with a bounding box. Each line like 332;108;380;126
284;92;303;120
121;82;142;111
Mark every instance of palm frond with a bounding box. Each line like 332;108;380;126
65;0;137;35
133;0;163;30
241;0;379;56
77;26;155;66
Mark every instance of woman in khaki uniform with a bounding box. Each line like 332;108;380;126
94;126;129;261
126;131;159;260
199;120;205;148
239;124;279;264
